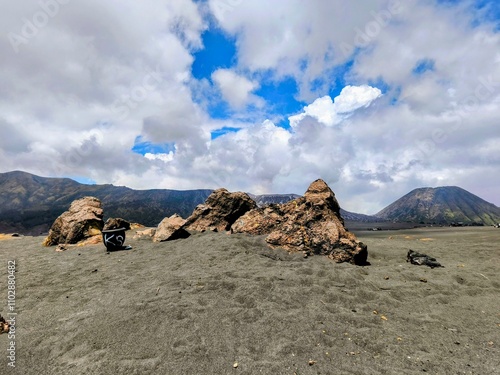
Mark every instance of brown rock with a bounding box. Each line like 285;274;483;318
153;214;190;242
185;188;257;232
103;218;131;231
232;179;368;265
231;204;283;235
42;197;104;246
133;228;156;240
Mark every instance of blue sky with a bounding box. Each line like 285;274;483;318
1;0;500;213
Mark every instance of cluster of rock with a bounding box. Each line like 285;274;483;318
42;180;368;265
180;179;367;265
42;197;133;248
232;180;367;264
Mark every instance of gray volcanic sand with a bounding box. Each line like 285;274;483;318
0;227;499;374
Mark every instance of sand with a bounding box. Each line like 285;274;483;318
0;226;499;374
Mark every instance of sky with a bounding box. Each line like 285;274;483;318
1;0;499;214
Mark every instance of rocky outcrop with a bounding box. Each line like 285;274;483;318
153;214;190;242
42;197;104;246
185;189;257;232
103;218;131;231
232;179;368;265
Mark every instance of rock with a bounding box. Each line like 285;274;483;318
133;228;156;240
0;315;10;334
231;204;283;235
130;223;145;230
407;249;443;268
232;179;368;265
42;197;104;246
55;244;67;252
103;218;131;231
153;214;190;242
185;188;257;232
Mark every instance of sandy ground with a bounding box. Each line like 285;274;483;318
0;226;499;374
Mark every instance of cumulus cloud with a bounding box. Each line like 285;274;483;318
1;1;499;213
289;85;382;127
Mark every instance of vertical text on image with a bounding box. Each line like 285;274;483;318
6;260;17;368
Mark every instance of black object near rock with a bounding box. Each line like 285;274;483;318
102;227;131;251
407;249;443;268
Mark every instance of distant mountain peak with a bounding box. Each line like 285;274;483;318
375;186;500;225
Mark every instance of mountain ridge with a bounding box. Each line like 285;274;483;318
1;171;499;234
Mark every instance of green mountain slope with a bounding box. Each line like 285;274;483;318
0;171;212;234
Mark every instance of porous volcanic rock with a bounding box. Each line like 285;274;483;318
103;218;131;231
185;189;257;232
232;179;368;265
153;214;190;242
43;197;104;246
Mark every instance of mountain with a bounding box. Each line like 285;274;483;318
0;171;383;235
375;186;500;225
339;209;384;223
0;171;212;234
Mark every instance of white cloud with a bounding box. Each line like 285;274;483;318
144;152;174;162
334;85;383;113
1;1;500;214
289;85;382;128
211;69;263;109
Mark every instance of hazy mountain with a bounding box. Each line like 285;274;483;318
375;186;500;225
0;171;212;234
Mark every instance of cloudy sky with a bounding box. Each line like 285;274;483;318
1;0;499;214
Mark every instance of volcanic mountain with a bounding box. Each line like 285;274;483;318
375;186;500;225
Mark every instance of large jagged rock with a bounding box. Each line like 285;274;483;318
43;197;104;246
232;179;368;265
184;188;257;232
153;214;190;242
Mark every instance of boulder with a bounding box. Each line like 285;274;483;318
103;217;131;231
133;228;156;240
185;188;257;232
42;197;104;246
153;214;190;242
232;179;368;265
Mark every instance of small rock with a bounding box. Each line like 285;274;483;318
56;244;67;252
